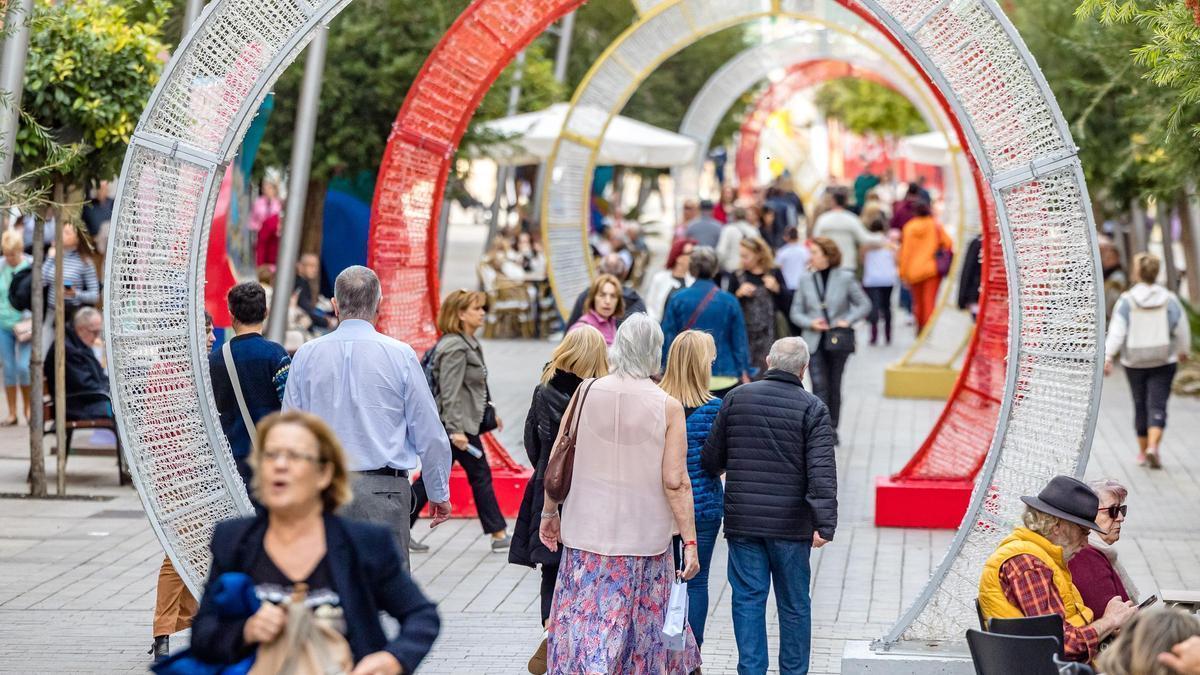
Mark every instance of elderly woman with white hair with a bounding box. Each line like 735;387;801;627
539;313;702;673
1068;478;1140;619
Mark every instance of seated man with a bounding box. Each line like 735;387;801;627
46;306;111;420
978;475;1137;663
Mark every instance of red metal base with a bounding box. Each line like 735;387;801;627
874;476;973;529
418;433;532;519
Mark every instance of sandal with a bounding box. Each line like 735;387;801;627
1136;452;1147;467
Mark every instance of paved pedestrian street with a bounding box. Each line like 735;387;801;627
1;326;1197;673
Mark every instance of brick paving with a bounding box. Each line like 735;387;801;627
1;224;1198;672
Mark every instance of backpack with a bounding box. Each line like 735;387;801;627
1124;296;1173;367
7;266;34;312
420;335;446;400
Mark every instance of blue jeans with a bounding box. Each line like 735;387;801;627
686;518;722;647
727;536;813;675
0;327;30;386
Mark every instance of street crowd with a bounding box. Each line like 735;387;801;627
3;174;1197;674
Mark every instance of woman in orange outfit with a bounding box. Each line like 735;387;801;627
898;200;953;333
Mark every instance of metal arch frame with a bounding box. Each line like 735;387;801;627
539;0;1103;648
672;31;981;375
367;1;588;355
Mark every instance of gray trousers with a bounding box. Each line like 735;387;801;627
339;472;412;572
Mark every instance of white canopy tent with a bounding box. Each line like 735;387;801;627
473;103;698;168
897;131;955;166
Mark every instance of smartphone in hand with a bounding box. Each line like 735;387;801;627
1138;594;1158;610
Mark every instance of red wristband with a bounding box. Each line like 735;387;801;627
683;540;697;548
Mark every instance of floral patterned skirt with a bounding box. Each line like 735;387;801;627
547;547;702;674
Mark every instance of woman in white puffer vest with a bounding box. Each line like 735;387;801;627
1104;252;1191;469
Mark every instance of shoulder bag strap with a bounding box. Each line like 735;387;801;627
685;286;720;330
222;341;259;452
565;378;598;438
813;274;833;326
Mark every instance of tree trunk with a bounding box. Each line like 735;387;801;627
1129;198;1148;267
1157;200;1179;293
1180;184;1200;304
298;178;326;257
27;192;46;497
54;181;66;496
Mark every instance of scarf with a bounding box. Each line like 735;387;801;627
1088;535;1140;602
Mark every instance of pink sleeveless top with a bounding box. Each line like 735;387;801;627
560;374;676;557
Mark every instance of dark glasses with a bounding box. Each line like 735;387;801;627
1098;504;1128;519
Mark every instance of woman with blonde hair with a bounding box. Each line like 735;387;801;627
732;236;792;375
0;229;31;424
1096;608;1200;675
569;273;625;345
660;330;724;651
191;410;440;674
510;325;610;673
410;289;510;551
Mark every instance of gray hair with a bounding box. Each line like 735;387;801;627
688;246;719;280
609;313;662;379
766;337;809;375
74;306;101;329
334;265;381;321
1021;506;1062;539
599;253;627;279
1089;478;1127;504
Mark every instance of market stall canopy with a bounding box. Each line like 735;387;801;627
897;131;957;166
473;103;698;168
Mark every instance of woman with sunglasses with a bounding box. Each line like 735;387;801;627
1068;479;1140;618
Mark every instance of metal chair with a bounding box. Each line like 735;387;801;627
966;629;1059;675
988;614;1065;657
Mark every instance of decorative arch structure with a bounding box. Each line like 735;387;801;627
104;0;1102;651
539;0;1102;647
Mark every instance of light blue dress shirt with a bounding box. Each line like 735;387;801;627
283;319;452;503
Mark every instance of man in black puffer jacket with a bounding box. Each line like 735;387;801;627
702;336;837;675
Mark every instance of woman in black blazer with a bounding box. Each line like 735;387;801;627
190;411;439;674
509;325;610;673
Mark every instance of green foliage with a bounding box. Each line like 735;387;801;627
813;77;928;138
16;0;168;183
255;0;561;183
1070;0;1200;199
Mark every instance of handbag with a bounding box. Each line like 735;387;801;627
12;318;32;344
812;274;855;353
477;347;499;435
543;378;598;503
249;583;353;675
662;540;689;651
935;247;953;278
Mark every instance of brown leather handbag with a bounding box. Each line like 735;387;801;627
544;378;598;503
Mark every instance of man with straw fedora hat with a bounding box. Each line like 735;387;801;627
977;475;1138;663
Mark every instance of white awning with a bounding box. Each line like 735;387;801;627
472;103;698;168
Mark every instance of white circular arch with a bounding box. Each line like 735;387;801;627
540;0;1103;647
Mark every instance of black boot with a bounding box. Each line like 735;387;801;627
149;635;169;663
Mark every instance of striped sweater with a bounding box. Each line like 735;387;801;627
41;249;99;308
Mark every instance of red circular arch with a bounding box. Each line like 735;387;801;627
732;60;895;189
368;1;1007;489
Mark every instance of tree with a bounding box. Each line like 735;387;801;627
814;77;928;139
15;0;169;186
254;0;562;242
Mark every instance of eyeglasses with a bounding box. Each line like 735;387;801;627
262;449;324;465
1098;504;1128;519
